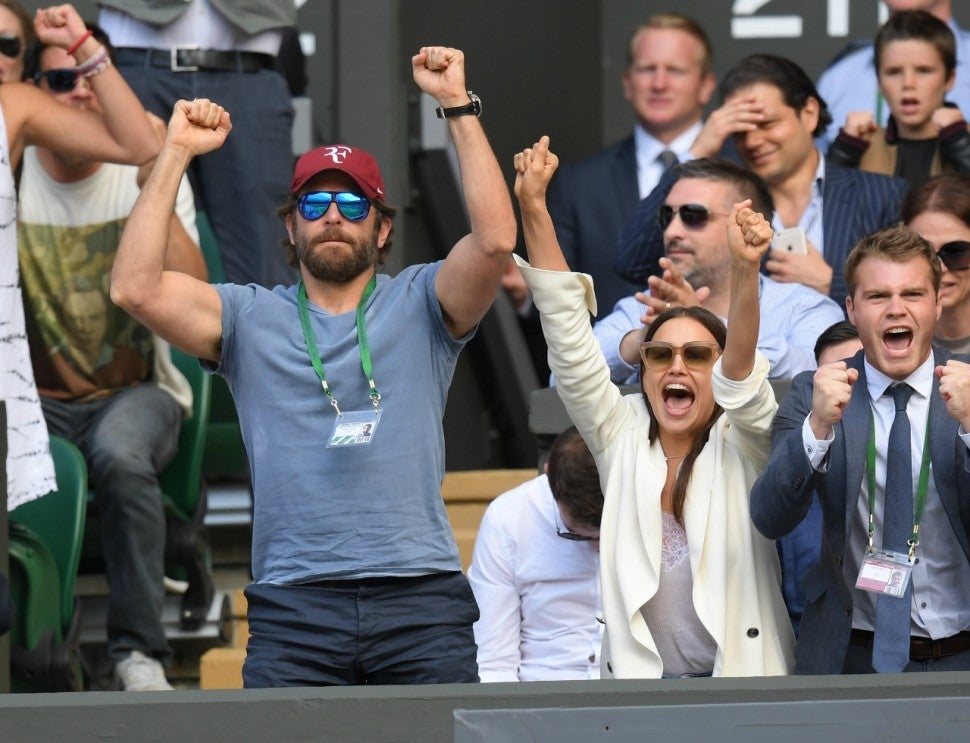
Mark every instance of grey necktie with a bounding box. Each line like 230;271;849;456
657;150;678;170
871;382;915;673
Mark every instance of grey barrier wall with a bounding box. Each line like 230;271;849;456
3;673;970;742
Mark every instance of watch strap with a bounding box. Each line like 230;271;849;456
435;91;482;119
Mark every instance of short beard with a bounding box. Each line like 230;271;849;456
296;223;380;284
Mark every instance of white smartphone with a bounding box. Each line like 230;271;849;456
772;226;808;254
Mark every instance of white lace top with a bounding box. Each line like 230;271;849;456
640;512;717;676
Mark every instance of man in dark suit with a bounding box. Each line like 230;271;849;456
751;226;970;674
614;54;908;308
546;13;715;317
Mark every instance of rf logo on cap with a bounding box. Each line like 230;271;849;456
322;145;353;164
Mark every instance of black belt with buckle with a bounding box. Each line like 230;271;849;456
850;628;970;660
115;46;277;73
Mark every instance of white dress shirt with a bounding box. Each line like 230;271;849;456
468;475;602;682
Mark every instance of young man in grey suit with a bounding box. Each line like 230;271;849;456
750;225;970;674
615;54;908;308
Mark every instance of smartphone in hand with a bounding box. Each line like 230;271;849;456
772;226;808;254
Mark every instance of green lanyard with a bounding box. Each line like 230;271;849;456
876;92;885;128
297;274;381;416
865;405;932;561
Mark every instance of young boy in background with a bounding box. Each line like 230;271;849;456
828;10;970;189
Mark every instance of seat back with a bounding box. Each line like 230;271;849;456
9;436;88;637
441;469;537;570
159;347;212;522
196;210;226;284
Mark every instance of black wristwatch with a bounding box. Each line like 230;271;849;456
435;91;482;119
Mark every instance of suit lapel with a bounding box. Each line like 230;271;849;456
613;137;638;214
840;354;870;542
929;348;970;559
822;163;858;301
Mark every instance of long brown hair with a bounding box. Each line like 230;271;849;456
641;306;726;525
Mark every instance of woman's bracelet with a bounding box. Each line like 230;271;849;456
66;29;93;56
75;45;112;79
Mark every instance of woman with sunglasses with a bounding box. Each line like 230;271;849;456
902;174;970;355
513;136;794;679
0;1;33;83
1;3;157;510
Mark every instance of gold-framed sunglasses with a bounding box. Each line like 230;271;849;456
639;341;721;371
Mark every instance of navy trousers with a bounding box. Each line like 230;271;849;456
243;571;481;687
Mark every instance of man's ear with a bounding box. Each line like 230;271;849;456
377;216;392;247
799;96;820;135
698;71;716;107
285;213;295;245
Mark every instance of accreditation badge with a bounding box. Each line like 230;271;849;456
327;409;382;448
855;549;913;598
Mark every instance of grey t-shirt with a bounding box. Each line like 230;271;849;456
208;262;470;583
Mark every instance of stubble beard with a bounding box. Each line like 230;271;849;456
297;223;380;284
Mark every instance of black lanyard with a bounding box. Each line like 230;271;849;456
297;274;381;416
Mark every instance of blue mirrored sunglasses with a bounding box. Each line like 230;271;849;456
297;191;371;222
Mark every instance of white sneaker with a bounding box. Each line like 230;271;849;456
115;651;174;691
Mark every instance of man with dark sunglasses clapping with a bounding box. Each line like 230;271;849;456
111;45;516;688
592;158;844;390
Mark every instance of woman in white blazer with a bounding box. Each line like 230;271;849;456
512;137;794;679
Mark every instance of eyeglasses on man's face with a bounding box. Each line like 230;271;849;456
657;203;726;231
555;506;599;542
35;68;81;93
297;191;371;222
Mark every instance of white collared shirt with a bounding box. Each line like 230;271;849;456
468;475;602;681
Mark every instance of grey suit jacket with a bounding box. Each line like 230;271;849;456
750;348;970;674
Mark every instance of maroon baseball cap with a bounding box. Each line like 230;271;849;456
289;145;386;200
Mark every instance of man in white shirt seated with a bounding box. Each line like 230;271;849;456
469;427;603;681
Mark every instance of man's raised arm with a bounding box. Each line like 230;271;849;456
417;46;517;339
111;99;230;361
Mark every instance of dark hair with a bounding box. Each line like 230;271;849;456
641;306;727;526
546;426;603;529
277;194;397;269
718;54;832;138
672;157;775;222
628;13;713;75
901;173;970;227
23;21;115;81
844;224;941;298
813;320;860;363
875;10;956;78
